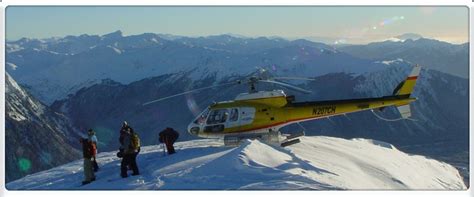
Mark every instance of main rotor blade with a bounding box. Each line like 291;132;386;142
271;76;316;81
258;79;312;94
142;81;238;106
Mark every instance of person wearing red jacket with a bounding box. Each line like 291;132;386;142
88;129;99;172
80;137;96;185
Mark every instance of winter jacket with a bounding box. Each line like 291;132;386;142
88;135;98;153
121;132;138;154
159;128;180;144
119;126;130;145
81;138;96;159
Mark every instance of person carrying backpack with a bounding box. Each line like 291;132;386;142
80;137;96;185
120;127;140;178
88;129;99;172
159;127;180;155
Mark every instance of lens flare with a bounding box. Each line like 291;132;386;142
18;158;32;172
374;16;405;30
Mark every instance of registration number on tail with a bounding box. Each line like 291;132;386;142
312;106;336;116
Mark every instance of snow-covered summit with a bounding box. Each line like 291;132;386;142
5;72;46;121
6;136;465;190
395;33;423;41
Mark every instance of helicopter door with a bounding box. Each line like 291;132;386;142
226;108;240;129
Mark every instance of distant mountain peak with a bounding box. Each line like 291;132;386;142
102;30;123;39
223;33;249;39
395;33;423;41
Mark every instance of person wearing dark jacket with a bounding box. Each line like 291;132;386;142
159;127;180;154
120;127;140;178
80;138;96;185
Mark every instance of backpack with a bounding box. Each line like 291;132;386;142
131;133;140;150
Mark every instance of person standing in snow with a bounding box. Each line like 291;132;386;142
80;137;96;185
88;129;99;172
159;127;180;155
118;121;131;156
120;127;140;177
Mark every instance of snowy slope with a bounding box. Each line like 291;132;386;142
6;136;465;190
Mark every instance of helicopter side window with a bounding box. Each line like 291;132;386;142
207;109;229;124
229;108;239;122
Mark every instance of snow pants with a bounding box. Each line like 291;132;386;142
83;158;95;182
121;153;139;177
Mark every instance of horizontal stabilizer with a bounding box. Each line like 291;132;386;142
397;104;411;119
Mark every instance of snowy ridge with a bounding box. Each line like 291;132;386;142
375;58;405;66
6;136;465;190
6;72;46;121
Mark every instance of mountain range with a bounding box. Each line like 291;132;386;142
337;37;468;78
8;31;468;104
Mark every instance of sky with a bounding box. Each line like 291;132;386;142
6;6;469;44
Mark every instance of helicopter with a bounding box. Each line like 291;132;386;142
144;65;421;147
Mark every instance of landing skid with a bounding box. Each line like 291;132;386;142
223;131;304;147
280;131;305;147
281;139;301;147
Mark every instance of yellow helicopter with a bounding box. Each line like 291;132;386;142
144;65;421;147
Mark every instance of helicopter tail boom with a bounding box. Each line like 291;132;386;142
284;65;421;122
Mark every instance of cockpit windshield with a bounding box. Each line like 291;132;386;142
206;109;229;124
193;108;210;125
